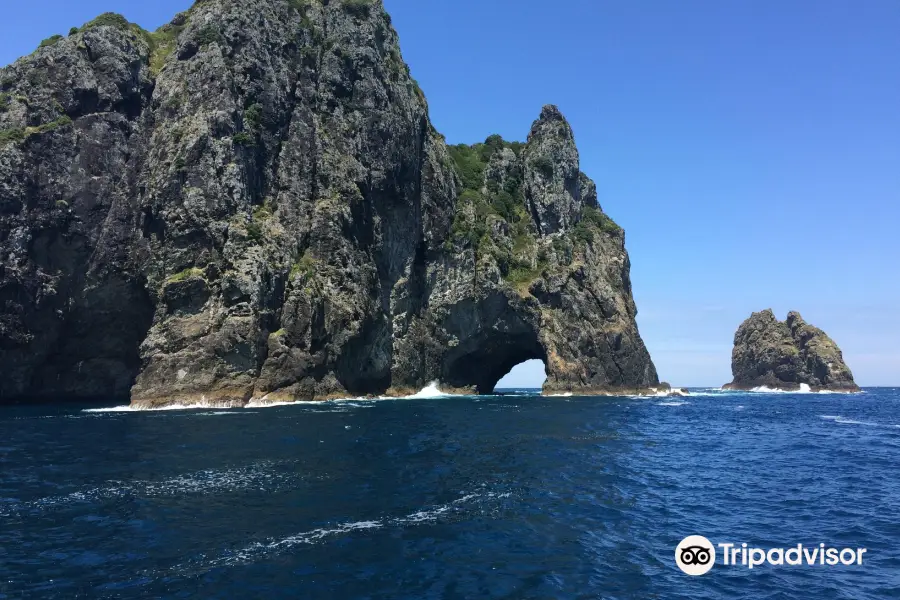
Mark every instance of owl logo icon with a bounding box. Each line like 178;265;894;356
676;535;716;575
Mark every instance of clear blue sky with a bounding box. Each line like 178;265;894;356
3;0;898;386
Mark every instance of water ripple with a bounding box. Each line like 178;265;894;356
0;388;898;599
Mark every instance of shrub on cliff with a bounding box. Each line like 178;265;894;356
39;35;64;49
574;206;622;244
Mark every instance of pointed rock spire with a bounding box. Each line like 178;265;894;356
522;105;588;235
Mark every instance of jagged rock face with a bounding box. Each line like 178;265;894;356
522;105;584;236
0;0;659;405
0;23;155;402
725;310;859;392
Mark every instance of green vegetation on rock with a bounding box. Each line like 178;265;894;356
446;129;624;298
166;267;205;284
82;12;134;31
233;132;256;146
75;12;158;59
70;11;195;77
507;261;548;295
0;94;25;114
242;202;274;244
39;35;64;49
0;128;26;145
446;135;533;274
26;116;73;136
573;205;622;245
448;143;488;191
252;204;272;221
290;251;317;281
1;115;73;147
196;25;223;47
246;221;264;242
147;19;189;75
244;103;264;129
448;139;526;220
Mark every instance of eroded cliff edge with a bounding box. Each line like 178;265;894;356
724;310;859;392
0;0;659;405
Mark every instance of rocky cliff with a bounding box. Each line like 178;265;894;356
724;310;859;392
0;0;659;406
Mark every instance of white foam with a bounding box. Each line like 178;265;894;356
646;387;691;398
398;506;452;523
547;392;573;397
84;402;240;413
819;415;880;427
82;382;486;414
682;389;744;396
335;401;374;408
178;491;505;573
750;385;803;394
205;520;385;568
85;397;372;413
657;401;689;407
393;382;460;400
0;461;300;517
750;384;817;394
749;384;860;395
245;398;323;408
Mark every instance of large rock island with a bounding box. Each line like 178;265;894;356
724;310;859;392
0;0;661;406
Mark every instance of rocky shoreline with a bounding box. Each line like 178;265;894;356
128;382;690;409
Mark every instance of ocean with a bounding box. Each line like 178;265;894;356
1;388;898;599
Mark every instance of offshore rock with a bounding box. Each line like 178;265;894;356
724;310;859;392
0;0;659;406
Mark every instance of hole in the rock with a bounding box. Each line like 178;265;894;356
495;359;547;393
442;334;547;395
439;294;547;395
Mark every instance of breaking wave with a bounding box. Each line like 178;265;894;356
83;403;245;413
752;383;814;393
83;383;467;414
391;382;462;400
750;384;861;395
681;389;744;397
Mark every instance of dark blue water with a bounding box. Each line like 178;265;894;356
1;388;898;599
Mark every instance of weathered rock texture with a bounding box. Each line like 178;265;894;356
724;310;859;392
0;0;659;406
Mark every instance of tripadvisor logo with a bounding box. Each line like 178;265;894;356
676;535;716;576
675;535;867;576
